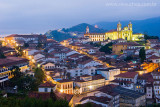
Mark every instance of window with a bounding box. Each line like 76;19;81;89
45;88;48;92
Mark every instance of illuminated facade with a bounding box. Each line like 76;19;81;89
0;57;29;88
84;22;144;41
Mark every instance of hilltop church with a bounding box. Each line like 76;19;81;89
84;22;144;41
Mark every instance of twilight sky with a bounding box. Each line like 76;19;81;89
0;0;160;35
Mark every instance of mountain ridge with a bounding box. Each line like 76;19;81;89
94;16;160;36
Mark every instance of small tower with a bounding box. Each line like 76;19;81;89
86;26;89;33
128;21;132;31
117;21;121;31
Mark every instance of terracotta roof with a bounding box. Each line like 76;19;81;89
58;79;73;83
115;72;138;78
84;33;105;35
28;91;73;102
138;73;154;83
107;29;117;33
6;34;46;38
147;55;160;59
0;57;29;68
75;75;105;82
80;96;111;104
152;45;160;49
95;84;119;96
111;79;133;84
39;82;56;87
114;42;141;46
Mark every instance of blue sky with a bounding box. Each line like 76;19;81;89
0;0;160;35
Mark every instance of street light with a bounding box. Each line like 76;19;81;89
60;89;63;93
88;85;92;89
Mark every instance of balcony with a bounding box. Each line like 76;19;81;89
0;75;8;82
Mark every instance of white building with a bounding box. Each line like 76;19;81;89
38;82;56;92
67;67;96;77
111;72;138;90
97;68;120;81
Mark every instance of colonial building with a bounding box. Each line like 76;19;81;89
96;67;120;84
38;82;56;92
5;34;47;47
84;22;144;41
0;57;29;88
111;72;138;90
56;75;105;95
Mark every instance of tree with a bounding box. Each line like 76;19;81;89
0;49;6;58
15;46;23;56
34;67;45;84
37;42;43;49
0;97;69;107
11;66;23;79
99;42;113;54
124;56;133;61
139;47;146;63
50;89;57;101
23;42;29;48
144;34;159;40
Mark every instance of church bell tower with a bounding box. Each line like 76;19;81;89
86;26;89;33
117;21;121;38
128;21;132;31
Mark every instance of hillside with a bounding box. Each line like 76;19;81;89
45;23;107;42
95;16;160;37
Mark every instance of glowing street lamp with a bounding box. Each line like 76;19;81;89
88;85;92;89
37;64;40;68
29;56;32;59
60;89;63;93
32;59;35;63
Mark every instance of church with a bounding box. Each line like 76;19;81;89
84;22;144;41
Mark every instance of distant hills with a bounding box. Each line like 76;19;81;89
45;23;107;42
46;17;160;41
95;16;160;37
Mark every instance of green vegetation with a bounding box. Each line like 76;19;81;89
34;67;45;84
23;42;29;48
90;42;101;47
37;42;43;49
9;66;38;92
0;49;6;58
50;89;57;102
46;30;73;42
0;97;69;107
139;47;146;63
144;34;159;40
124;56;133;61
99;42;113;54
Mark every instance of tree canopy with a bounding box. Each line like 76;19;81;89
9;66;38;92
0;97;69;107
34;67;45;84
99;42;113;54
0;49;6;58
139;47;146;63
144;34;159;40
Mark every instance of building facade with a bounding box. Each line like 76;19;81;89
84;22;144;41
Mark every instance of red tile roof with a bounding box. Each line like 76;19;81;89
147;55;160;59
138;73;154;83
0;57;28;68
80;96;111;104
115;72;138;78
39;82;56;87
28;91;73;102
